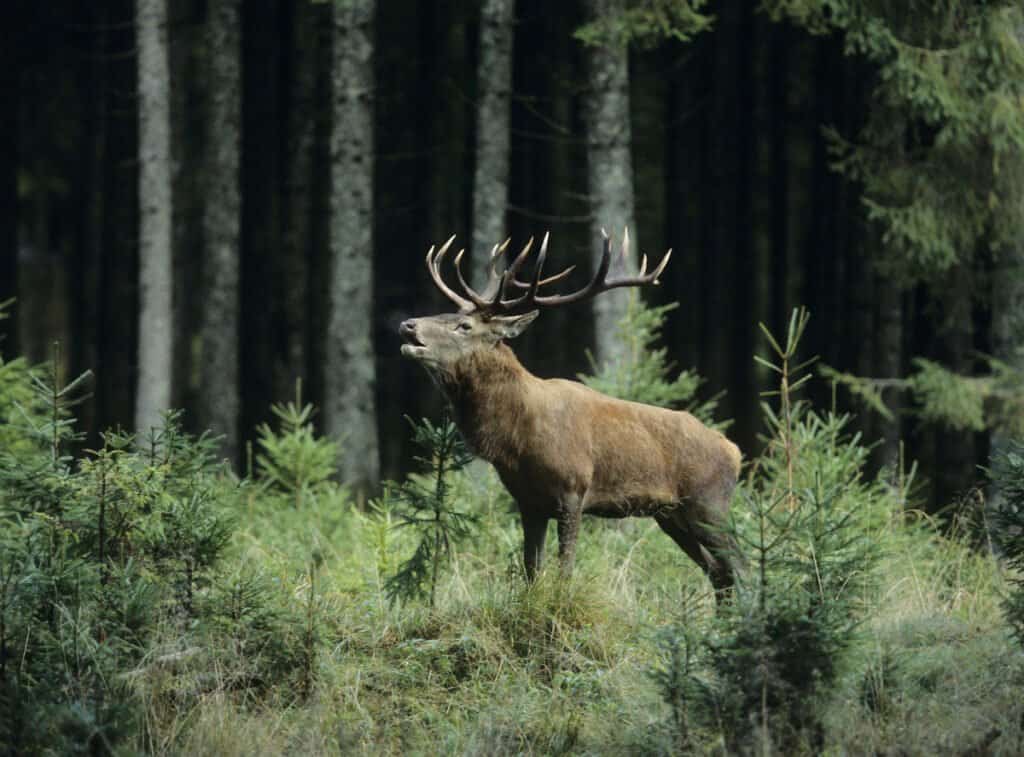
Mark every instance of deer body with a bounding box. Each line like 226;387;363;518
401;232;742;597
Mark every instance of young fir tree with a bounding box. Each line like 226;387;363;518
0;339;236;753
653;311;889;753
386;416;476;608
254;381;339;510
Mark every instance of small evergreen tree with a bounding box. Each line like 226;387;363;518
650;310;888;753
0;347;235;753
386;416;476;607
581;293;722;425
255;381;339;509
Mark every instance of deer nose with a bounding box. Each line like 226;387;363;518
399;319;416;337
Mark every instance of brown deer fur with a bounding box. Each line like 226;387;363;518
400;308;742;597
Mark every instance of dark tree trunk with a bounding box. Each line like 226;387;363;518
279;0;323;403
325;0;380;494
731;2;757;452
199;0;242;463
471;0;515;288
100;0;140;433
71;1;108;443
0;2;19;358
769;23;789;339
241;0;282;441
933;267;976;509
874;272;904;473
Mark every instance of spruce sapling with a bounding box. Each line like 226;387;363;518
386;415;476;607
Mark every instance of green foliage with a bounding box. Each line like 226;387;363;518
764;1;1024;282
385;416;477;607
255;381;339;508
646;311;891;752
992;440;1024;648
581;293;723;425
574;0;713;48
0;349;240;754
0;314;1020;754
825;353;1024;435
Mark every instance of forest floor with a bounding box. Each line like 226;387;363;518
138;462;1022;756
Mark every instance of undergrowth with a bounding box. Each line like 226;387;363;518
1;300;1020;755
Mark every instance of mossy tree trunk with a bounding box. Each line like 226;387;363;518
325;0;380;495
135;0;174;434
471;0;515;288
582;0;636;365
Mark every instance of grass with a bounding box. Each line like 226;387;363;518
125;459;1021;756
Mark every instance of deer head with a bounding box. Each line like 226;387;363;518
399;229;672;376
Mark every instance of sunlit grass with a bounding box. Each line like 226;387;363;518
123;459;1023;756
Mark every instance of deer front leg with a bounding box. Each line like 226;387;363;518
556;494;583;576
521;511;548;581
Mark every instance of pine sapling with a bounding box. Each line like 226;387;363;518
386;415;476;607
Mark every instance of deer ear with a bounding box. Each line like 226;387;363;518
492;310;539;340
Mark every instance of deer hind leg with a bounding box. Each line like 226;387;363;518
555;494;583;576
521;511;548;581
655;508;737;603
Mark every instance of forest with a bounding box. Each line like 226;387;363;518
2;0;1024;754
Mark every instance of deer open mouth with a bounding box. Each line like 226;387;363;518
399;322;426;358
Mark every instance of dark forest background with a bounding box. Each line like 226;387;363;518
3;0;1023;513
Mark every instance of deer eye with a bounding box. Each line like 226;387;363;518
456;321;473;332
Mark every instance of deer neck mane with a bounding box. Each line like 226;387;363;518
439;342;534;465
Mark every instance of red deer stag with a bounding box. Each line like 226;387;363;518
399;231;742;598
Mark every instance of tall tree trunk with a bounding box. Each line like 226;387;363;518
874;273;903;473
992;190;1024;460
582;0;636;365
240;0;282;441
279;0;322;402
326;0;379;495
731;2;757;453
135;0;173;433
471;0;515;287
199;0;241;462
0;2;18;358
934;267;976;508
769;23;789;338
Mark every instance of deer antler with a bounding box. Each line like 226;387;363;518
424;228;672;317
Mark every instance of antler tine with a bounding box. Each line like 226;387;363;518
425;235;475;312
524;231;550;300
508;263;576;289
528;229;670;307
453;248;500;309
498;237;534;301
422;230;671;316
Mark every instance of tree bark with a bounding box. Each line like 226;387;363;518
279;0;321;401
135;0;174;434
471;0;515;288
0;3;19;358
582;0;636;365
326;0;379;494
992;190;1024;458
199;0;241;463
874;273;903;473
